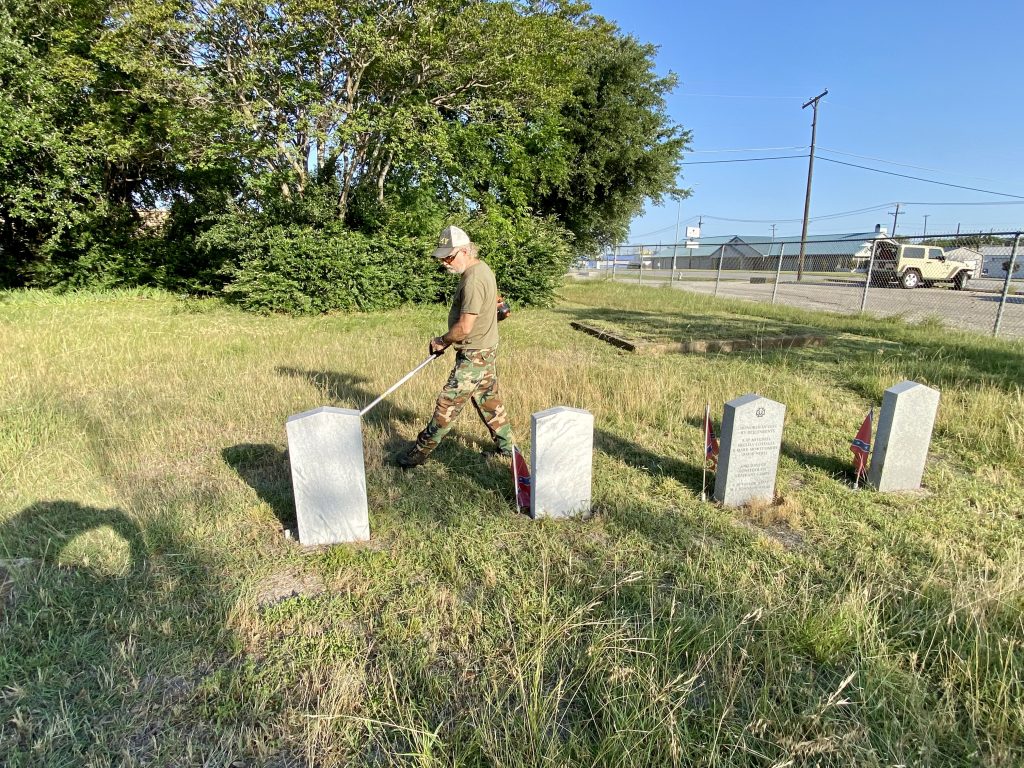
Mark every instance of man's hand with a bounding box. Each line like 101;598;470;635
429;336;449;355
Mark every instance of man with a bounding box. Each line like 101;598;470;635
398;225;515;468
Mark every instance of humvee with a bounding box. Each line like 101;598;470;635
870;241;972;290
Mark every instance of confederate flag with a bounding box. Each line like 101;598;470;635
850;408;873;482
704;403;720;470
512;446;532;512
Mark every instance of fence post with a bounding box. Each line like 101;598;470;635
672;245;678;283
860;240;877;313
714;248;724;297
993;234;1021;338
612;246;617;279
638;254;643;285
771;244;786;305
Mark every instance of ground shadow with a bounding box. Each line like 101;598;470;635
276;366;510;500
596;428;704;495
975;294;1024;305
556;305;822;345
222;444;295;528
780;440;853;481
277;365;422;430
0;500;148;570
0;500;232;763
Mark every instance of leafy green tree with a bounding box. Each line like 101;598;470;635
193;0;580;219
531;18;690;254
1;0;689;308
0;0;207;287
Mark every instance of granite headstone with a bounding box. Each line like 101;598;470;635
713;394;786;507
285;406;370;544
867;380;940;492
530;406;594;519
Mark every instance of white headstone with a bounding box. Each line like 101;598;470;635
285;406;369;545
713;394;786;508
530;407;594;520
868;381;940;492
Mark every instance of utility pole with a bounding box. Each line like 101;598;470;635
797;89;827;281
672;200;682;280
923;214;929;238
888;203;903;236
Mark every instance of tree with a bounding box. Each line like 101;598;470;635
1;0;690;308
193;0;581;221
0;0;208;287
530;18;690;254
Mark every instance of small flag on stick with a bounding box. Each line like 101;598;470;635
701;403;719;500
850;408;873;488
704;403;719;470
511;446;532;513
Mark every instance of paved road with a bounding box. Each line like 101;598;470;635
572;273;1024;339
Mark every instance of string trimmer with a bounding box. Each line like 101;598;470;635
363;350;532;513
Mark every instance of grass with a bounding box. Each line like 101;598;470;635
1;281;1023;766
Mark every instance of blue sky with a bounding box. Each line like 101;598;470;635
585;0;1024;243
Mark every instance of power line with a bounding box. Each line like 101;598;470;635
640;200;1021;235
816;156;1024;200
702;203;891;225
630;221;688;239
683;154;807;165
678;93;805;100
901;200;1024;207
687;146;807;154
817;147;1013;185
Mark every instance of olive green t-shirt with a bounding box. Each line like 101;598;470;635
448;261;499;350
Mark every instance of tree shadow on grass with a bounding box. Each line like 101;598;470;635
0;500;232;763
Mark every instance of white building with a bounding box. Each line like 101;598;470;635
979;246;1024;279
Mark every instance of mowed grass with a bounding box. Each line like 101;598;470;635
1;281;1023;766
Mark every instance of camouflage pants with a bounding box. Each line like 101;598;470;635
415;347;514;456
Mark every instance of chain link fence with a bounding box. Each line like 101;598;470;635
570;231;1024;339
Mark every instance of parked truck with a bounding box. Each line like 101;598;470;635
869;241;973;290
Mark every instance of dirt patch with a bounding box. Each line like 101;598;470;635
254;569;327;607
733;517;803;550
732;496;805;550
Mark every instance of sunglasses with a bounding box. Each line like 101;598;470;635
441;250;460;265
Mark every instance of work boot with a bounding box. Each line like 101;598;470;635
397;445;431;469
480;444;514;460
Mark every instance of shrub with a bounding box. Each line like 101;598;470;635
457;210;575;307
198;199;574;315
201;214;450;315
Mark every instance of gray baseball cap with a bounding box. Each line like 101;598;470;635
432;225;472;259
